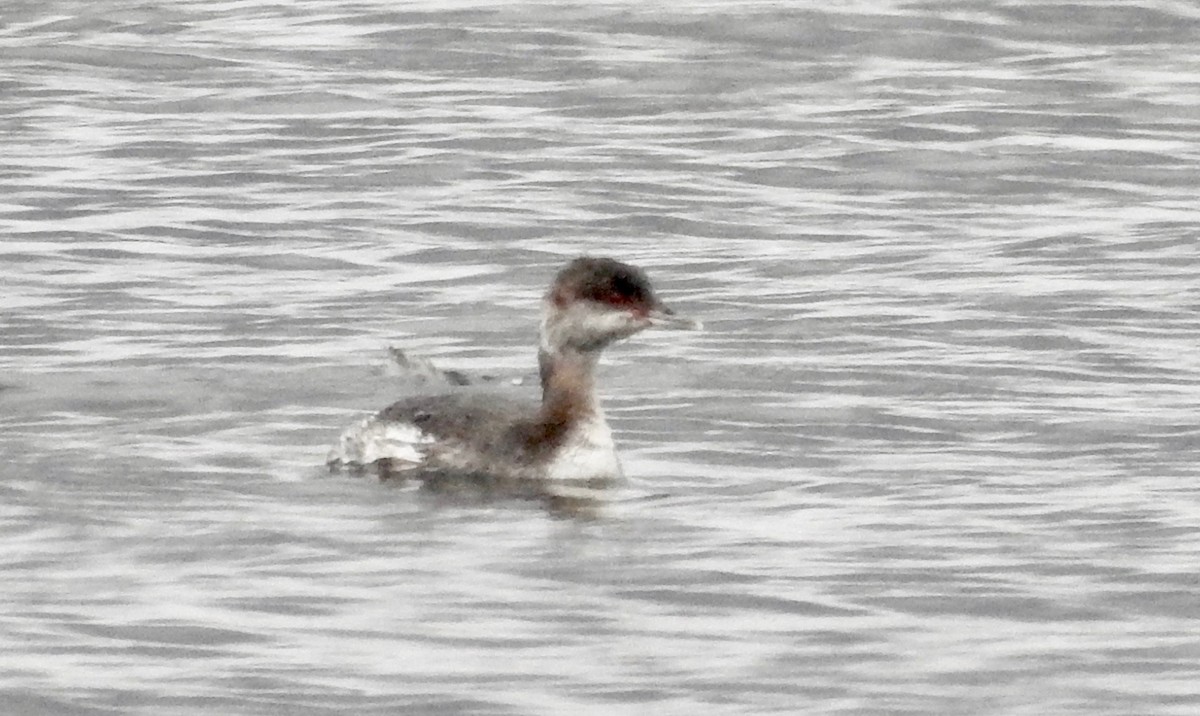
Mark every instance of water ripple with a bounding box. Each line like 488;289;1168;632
3;1;1200;714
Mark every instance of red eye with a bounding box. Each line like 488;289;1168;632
602;290;652;319
604;289;636;307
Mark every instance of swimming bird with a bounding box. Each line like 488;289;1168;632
327;257;698;492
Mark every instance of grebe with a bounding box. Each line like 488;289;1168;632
327;257;698;490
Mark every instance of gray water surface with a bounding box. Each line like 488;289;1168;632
2;1;1200;714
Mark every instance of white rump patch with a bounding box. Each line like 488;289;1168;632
326;416;434;469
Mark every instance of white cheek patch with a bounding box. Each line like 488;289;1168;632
589;308;640;336
541;302;643;352
327;416;434;468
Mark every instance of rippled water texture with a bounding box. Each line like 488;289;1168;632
3;1;1200;714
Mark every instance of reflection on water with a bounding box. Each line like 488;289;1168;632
2;1;1200;713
